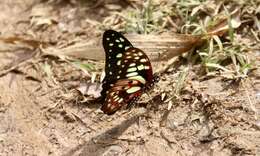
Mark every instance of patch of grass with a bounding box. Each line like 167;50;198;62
124;0;180;34
198;38;252;78
124;0;161;34
196;9;252;78
121;0;255;78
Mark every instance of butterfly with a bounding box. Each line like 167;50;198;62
101;30;159;115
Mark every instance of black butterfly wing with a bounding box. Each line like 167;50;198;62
101;30;133;99
101;47;154;115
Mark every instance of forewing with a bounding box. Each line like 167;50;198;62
101;30;133;98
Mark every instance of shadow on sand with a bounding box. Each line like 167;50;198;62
63;113;142;156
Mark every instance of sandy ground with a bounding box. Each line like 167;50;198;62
0;1;260;156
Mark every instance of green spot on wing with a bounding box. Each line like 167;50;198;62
129;76;146;84
126;86;141;93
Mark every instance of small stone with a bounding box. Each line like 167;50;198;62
102;145;123;156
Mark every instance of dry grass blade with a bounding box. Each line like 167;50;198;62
0;36;47;50
0;57;34;77
0;36;46;77
41;34;203;62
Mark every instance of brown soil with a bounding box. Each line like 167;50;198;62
0;1;259;156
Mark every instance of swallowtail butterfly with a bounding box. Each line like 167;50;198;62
101;30;159;115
